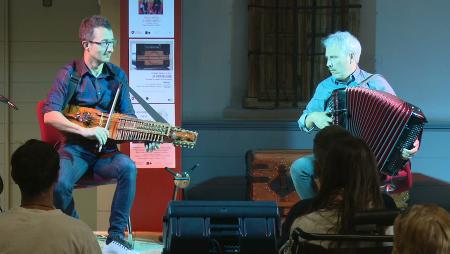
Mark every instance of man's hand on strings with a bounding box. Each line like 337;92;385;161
145;142;161;152
82;127;109;145
402;139;420;160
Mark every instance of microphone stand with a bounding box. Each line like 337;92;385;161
0;175;3;212
0;95;18;110
165;164;199;201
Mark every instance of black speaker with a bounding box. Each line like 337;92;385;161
162;201;280;254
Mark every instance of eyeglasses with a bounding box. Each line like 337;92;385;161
88;39;118;48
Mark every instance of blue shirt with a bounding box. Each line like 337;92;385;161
43;59;135;116
43;60;135;149
298;68;396;132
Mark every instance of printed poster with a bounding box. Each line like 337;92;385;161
128;103;176;168
128;0;177;169
129;0;174;38
129;39;175;104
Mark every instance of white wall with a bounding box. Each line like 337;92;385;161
0;0;100;228
182;0;376;121
182;0;247;120
376;0;450;122
376;0;450;182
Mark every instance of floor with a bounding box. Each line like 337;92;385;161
185;173;450;212
95;231;163;254
409;173;450;211
91;173;449;253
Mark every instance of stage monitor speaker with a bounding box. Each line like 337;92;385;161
162;200;280;254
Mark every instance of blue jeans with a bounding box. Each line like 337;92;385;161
290;154;316;199
53;143;137;239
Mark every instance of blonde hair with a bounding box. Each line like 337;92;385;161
393;204;450;254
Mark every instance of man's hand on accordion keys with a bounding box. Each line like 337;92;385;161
401;139;420;160
306;111;333;129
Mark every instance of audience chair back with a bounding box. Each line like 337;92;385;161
288;209;400;254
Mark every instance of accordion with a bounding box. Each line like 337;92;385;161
328;87;427;176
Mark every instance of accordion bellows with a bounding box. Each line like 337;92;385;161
329;87;427;176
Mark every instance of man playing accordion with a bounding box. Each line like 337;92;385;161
291;31;419;199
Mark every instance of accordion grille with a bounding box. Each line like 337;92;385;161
331;87;426;175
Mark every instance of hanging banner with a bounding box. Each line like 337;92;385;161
124;0;182;233
129;39;175;104
129;0;175;38
128;2;177;168
129;103;176;168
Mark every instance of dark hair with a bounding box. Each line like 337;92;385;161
393;204;450;254
313;136;384;234
313;125;352;177
11;139;60;197
79;15;112;42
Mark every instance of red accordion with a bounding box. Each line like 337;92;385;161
328;87;427;176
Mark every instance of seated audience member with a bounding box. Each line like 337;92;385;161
288;136;389;249
279;126;397;248
0;139;101;254
393;204;450;254
280;126;352;244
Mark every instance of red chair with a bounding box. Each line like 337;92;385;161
383;162;413;194
36;100;116;186
36;99;133;240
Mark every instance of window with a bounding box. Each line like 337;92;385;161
246;0;361;109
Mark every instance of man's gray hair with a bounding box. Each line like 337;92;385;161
322;31;361;63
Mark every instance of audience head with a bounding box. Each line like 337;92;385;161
313;125;352;175
393;204;450;254
11;139;60;198
315;136;384;233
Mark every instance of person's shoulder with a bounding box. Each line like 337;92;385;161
358;68;395;94
0;209;13;222
289;199;315;217
358;69;388;84
0;206;34;218
315;76;335;91
54;59;79;80
48;212;98;243
46;211;100;252
61;59;79;73
106;62;126;76
63;212;91;227
318;76;334;87
106;63;128;84
290;210;320;233
371;74;389;85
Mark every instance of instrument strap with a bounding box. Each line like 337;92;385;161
106;62;167;123
62;60;82;110
357;73;379;88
